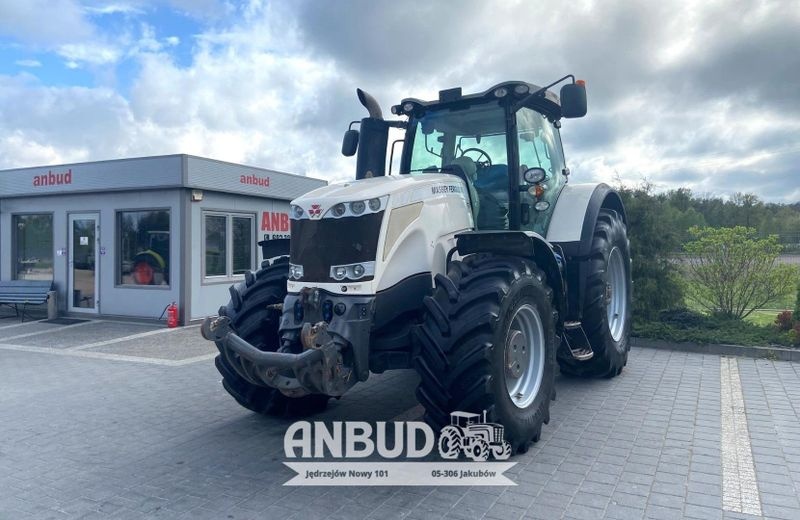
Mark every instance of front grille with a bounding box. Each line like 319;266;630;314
290;211;384;283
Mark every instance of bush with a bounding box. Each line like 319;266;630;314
683;226;799;320
776;310;794;331
794;283;800;323
658;308;708;328
790;323;800;347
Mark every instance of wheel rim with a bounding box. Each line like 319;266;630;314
606;247;628;342
504;303;545;409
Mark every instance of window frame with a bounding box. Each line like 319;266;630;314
114;207;172;290
12;212;55;281
201;210;256;284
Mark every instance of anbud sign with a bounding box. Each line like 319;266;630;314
33;168;72;187
285;421;435;459
282;414;517;487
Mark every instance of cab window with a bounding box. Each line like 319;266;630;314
516;108;566;235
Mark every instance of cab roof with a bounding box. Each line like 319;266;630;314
393;81;563;121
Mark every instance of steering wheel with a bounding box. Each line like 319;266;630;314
460;147;492;169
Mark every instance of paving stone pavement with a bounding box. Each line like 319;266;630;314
2;339;800;520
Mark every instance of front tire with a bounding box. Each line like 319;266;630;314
413;254;557;454
214;257;329;416
558;209;632;378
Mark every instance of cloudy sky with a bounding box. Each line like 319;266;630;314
0;0;798;201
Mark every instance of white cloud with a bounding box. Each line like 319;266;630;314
57;41;122;66
15;59;41;67
0;0;93;45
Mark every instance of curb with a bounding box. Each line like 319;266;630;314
632;337;800;362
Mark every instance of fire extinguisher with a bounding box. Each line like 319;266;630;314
167;302;179;328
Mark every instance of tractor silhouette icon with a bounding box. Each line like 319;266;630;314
438;411;512;461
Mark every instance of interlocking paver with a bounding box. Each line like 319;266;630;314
3;338;800;519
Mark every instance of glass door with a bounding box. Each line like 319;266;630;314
68;213;99;313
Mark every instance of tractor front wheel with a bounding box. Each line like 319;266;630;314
414;254;557;454
214;257;329;416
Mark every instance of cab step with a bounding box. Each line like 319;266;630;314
562;321;594;361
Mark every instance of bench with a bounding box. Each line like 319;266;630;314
0;280;54;322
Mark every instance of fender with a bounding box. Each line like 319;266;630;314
546;183;626;257
546;182;627;319
455;230;567;322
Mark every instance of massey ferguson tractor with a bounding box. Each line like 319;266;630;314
202;76;632;454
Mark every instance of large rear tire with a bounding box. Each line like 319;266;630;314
558;209;632;378
214;257;329;416
413;254;557;454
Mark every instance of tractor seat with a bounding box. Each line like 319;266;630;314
442;157;480;220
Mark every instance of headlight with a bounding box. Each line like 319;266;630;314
291;205;304;219
323;196;388;218
350;201;365;215
289;264;304;279
330;262;375;281
331;203;346;217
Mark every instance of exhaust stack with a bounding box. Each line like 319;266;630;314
357;89;383;119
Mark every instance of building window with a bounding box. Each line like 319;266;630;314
205;215;227;277
117;210;171;286
204;212;255;279
14;214;54;280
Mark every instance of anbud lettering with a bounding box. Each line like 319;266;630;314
284;421;436;459
240;174;270;187
261;212;289;232
33;169;72;187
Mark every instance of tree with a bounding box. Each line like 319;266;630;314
683;226;799;319
616;181;684;318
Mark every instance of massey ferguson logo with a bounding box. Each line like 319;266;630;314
308;204;322;218
431;184;463;195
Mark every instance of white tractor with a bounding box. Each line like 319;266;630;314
201;76;632;453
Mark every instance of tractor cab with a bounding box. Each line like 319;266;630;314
394;79;587;236
449;411;482;428
342;78;587;237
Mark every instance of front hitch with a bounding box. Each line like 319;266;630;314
201;315;353;397
202;316;324;369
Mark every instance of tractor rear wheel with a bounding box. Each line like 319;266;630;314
558;209;632;378
214;257;329;416
414;254;557;454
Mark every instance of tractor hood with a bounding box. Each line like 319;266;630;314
287;173;473;295
290;174;467;215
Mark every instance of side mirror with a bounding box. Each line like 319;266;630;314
560;82;587;118
341;129;359;156
523;167;546;184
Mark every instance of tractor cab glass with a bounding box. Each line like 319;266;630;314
516;107;567;235
403;99;567;234
405;101;511;229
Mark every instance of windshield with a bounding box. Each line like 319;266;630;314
405;102;508;172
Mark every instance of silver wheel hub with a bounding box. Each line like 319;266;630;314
504;304;546;409
606;247;628;342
